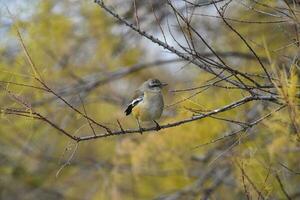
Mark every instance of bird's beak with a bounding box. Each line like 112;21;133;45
161;82;168;87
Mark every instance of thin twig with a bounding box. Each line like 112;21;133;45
117;119;125;133
94;0;258;91
132;0;139;28
37;80;112;133
275;173;292;200
193;104;285;148
279;162;300;175
56;142;79;177
240;162;251;200
212;0;272;83
236;161;265;199
79;95;96;136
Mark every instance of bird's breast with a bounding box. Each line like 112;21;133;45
132;92;164;121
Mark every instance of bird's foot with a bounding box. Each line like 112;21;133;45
153;120;161;131
139;127;143;135
136;119;143;135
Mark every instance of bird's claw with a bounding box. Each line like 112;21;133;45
155;125;161;131
153;120;161;131
139;127;143;135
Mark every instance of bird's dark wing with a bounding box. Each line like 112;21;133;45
124;95;143;116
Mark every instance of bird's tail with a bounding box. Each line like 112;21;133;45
124;104;133;115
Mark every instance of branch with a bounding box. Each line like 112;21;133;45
31;58;182;106
2;108;79;141
37;79;112;133
77;95;277;142
94;0;257;91
212;0;272;83
193;104;285;148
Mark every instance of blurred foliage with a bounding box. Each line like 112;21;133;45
0;0;300;199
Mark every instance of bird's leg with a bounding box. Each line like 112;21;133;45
153;120;161;131
136;118;143;134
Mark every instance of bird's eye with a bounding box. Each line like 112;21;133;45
148;80;161;88
149;83;158;87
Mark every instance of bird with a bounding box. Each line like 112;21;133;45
125;79;167;134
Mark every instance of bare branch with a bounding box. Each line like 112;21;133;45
78;95;277;142
94;0;259;92
212;0;272;83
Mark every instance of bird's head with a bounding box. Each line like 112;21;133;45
141;79;168;92
148;79;167;88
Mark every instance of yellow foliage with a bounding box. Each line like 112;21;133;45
1;0;300;199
